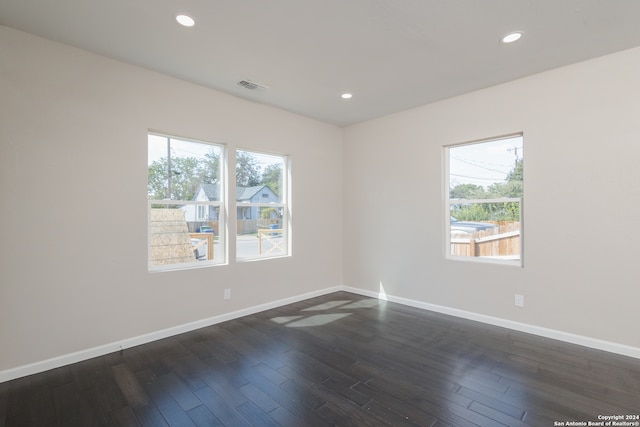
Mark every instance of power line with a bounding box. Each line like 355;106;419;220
450;156;510;174
450;173;507;181
450;155;513;169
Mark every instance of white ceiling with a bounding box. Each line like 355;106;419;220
2;0;640;126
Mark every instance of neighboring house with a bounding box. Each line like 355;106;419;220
181;183;221;223
236;185;279;220
180;184;280;231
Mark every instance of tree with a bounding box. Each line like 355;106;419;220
236;151;261;187
261;163;282;196
200;149;220;185
486;159;523;198
148;146;222;201
450;183;485;199
506;159;523;182
487;180;523;199
450;159;523;222
147;156;202;201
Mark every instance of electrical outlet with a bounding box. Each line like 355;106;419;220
224;288;231;300
514;294;524;307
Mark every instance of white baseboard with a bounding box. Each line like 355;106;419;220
0;286;342;383
3;284;638;383
341;285;640;360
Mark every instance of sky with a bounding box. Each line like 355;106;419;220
148;134;282;171
148;134;219;165
448;135;523;189
148;133;520;189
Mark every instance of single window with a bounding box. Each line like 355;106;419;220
236;149;289;260
196;205;207;221
148;133;225;270
445;135;523;266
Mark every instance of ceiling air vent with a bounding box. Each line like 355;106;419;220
237;80;269;91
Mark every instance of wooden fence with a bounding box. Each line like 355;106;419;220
189;233;214;260
257;229;284;255
187;221;219;234
237;219;282;235
450;222;520;258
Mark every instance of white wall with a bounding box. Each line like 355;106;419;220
0;26;343;373
2;22;640;378
343;46;640;349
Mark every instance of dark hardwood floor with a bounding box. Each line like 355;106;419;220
1;291;639;426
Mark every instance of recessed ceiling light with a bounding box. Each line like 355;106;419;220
176;14;195;27
501;31;523;44
341;93;353;99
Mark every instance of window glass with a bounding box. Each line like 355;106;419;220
235;149;288;260
446;135;523;265
148;134;225;269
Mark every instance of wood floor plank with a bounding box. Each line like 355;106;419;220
53;382;105;427
238;382;279;413
359;399;425;427
200;369;249;409
136;371;196;427
156;373;202;412
244;369;330;427
110;406;140;427
456;385;526;420
131;403;169;427
1;291;639;426
112;365;151;408
266;405;308;427
185;404;223;426
166;354;209;392
192;386;251;427
0;382;7;427
319;377;371;407
235;401;280;427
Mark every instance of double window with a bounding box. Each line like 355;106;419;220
445;134;523;266
148;134;290;271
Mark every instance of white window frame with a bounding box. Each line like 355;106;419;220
444;134;524;267
147;133;226;271
235;149;290;262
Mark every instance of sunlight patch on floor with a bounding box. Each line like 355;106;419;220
286;313;352;327
270;316;304;324
340;299;379;309
301;300;353;311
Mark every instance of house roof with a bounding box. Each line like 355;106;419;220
236;185;270;202
195;184;274;202
197;183;220;201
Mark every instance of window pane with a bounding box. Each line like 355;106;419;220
447;135;523;264
148;134;221;201
236;149;288;260
237;206;287;258
236;150;284;203
150;202;222;266
148;134;224;269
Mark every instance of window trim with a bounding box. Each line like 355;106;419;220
147;132;226;271
443;134;524;267
235;149;291;262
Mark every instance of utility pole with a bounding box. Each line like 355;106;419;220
167;137;172;199
507;147;519;167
